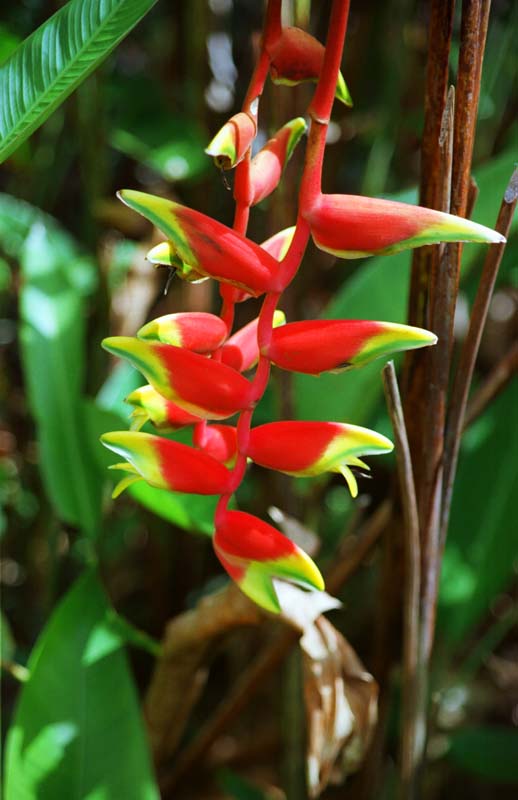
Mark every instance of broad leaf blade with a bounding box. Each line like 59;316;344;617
438;383;518;643
4;571;159;799
0;193;101;536
0;0;158;164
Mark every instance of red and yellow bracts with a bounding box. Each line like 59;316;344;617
264;319;437;375
214;509;324;614
102;337;254;420
248;421;393;497
101;431;233;498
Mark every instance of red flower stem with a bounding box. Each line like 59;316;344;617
308;0;351;125
211;0;351;528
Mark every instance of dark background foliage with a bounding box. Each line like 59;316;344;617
1;1;517;798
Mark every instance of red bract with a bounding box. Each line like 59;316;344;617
266;27;352;108
193;424;238;467
101;431;233;497
247;118;307;206
214;510;324;614
205;111;256;170
264;319;437;375
118;190;281;296
102;337;254;419
220;310;286;372
137;312;227;352
248;421;393;497
125;385;201;431
303;194;505;258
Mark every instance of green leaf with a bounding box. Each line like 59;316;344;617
438;383;518;643
447;726;518;784
0;0;158;164
3;570;159;800
0;193;101;536
1;611;15;662
129;482;219;536
217;768;276;800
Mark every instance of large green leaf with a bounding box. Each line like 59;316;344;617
3;570;159;799
438;383;518;643
0;0;158;164
446;726;518;784
0;193;100;535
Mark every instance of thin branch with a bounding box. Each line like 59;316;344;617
464;340;518;429
420;0;491;665
382;363;421;800
441;168;518;542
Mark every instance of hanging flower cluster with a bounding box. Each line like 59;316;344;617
101;0;503;614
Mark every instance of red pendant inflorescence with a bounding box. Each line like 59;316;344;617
101;0;504;615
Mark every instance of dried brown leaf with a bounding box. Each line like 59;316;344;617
302;617;378;798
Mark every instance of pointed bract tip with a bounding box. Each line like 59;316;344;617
336;72;353;107
101;336;139;357
433;215;507;245
146;241;178;267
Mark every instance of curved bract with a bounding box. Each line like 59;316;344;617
265;319;437;375
118;190;281;296
125;385;201;431
137;312;227;351
266;27;352;108
248;421;393;497
101;431;233;497
214;510;325;614
102;337;254;419
304;194;506;258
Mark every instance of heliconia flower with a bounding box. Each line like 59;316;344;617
146;241;209;284
101;431;233;498
125;385;201;431
220;310;286;372
248;421;394;497
264;319;437;375
205;111;257;170
249;118;307;205
214;509;325;614
193;424;238;467
303;194;506;258
266;27;352;107
260;226;296;260
102;337;254;420
137;312;227;352
227;227;296;305
118;190;281;296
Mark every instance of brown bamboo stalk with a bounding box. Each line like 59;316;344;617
420;0;492;665
382;363;421;800
403;0;455;475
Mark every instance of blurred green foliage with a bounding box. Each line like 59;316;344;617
1;0;516;798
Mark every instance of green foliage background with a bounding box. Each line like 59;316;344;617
1;1;516;798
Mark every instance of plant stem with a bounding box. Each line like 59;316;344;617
382;362;421;800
